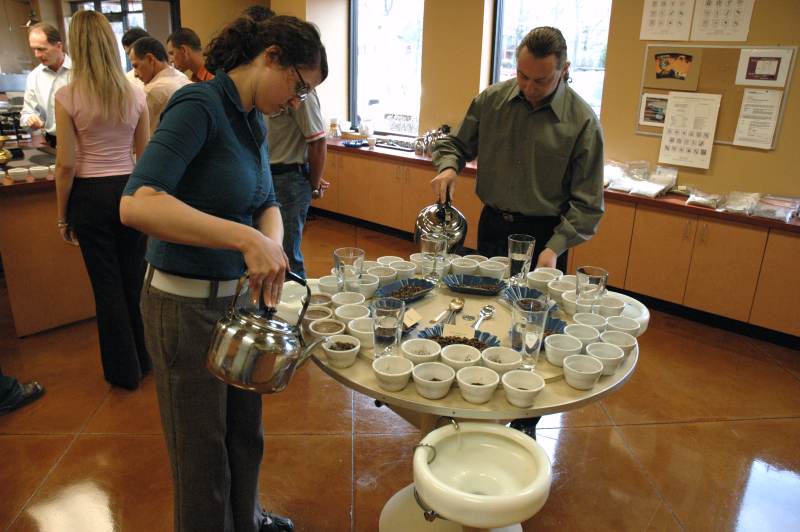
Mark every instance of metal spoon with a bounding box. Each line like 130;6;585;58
430;297;464;324
445;298;465;325
472;304;496;330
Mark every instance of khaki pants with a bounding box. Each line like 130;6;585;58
141;284;263;532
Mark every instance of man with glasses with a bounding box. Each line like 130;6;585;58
431;27;605;439
266;65;329;278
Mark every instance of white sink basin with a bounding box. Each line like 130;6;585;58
413;422;551;529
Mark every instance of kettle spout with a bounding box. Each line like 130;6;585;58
297;336;328;368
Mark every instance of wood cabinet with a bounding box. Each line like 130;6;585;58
749;230;800;336
313;151;340;212
568;199;636;288
367;158;404;229
625;206;697;304
683;218;767;321
402;165;437;234
337;154;371;219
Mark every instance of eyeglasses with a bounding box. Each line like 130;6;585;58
293;66;309;102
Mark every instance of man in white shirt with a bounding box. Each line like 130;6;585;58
129;37;190;134
121;27;149;88
20;22;72;147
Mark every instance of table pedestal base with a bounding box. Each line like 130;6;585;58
378;484;522;532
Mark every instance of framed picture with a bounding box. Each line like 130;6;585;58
736;48;794;87
644;46;703;91
639;93;669;127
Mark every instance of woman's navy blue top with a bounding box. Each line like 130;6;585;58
124;70;278;280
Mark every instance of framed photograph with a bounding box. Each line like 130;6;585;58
639;93;669;127
736;48;794;87
644;46;703;91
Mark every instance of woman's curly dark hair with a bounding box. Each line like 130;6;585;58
205;15;327;81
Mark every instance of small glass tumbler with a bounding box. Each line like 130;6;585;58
333;247;365;292
508;234;535;286
511;297;550;370
371;297;405;357
419;233;447;284
576;266;609;314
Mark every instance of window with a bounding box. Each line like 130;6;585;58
350;0;425;135
69;1;177;70
494;0;612;115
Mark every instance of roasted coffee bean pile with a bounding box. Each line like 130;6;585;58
428;335;488;351
454;283;501;292
387;285;428;299
328;341;356;351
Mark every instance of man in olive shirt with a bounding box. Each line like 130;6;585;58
431;27;604;439
431;26;604;272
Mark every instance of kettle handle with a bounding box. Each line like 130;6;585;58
231;271;312;328
436;187;453;208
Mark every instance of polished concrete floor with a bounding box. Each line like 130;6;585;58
1;215;799;531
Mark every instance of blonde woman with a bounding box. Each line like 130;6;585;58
55;10;150;390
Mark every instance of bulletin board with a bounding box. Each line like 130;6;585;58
635;44;797;148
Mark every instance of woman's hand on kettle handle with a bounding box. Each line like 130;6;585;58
240;228;289;307
431;168;457;203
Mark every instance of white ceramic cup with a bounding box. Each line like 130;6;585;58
600;330;637;358
353;274;380;299
456;366;499;404
450;257;479;276
377;256;404;266
502;370;545;408
477;260;506;280
372;355;413;391
573;312;608;333
400;338;441;365
535;267;563;279
318;275;340;295
463;254;488;263
526;270;556;292
322;334;361;368
563;354;603;390
544;333;583;367
331;291;366;309
440;344;482;371
412;362;455;399
367;266;397;288
334;304;371;323
585;342;625;376
606;316;641;337
392;261;417;280
480;347;523;375
564;324;600;353
347;317;375;349
599;296;626;317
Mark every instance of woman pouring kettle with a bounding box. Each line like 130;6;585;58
120;16;327;532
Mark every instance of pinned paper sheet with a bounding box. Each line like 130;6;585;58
733;89;783;149
690;0;754;41
640;0;694;41
658;92;721;169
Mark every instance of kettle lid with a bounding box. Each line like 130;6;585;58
238;309;295;335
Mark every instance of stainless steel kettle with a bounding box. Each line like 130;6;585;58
206;271;326;394
414;190;468;253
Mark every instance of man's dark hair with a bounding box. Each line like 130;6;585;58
242;5;275;22
131;36;169;63
121;27;150;48
516;26;568;68
29;22;61;45
206;15;327;82
167;27;202;52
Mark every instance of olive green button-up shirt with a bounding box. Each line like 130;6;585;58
432;78;605;255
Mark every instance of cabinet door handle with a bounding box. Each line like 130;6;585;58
683;220;690;239
700;223;708;243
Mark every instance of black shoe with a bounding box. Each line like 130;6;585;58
260;511;294;532
510;418;538;440
0;381;45;415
